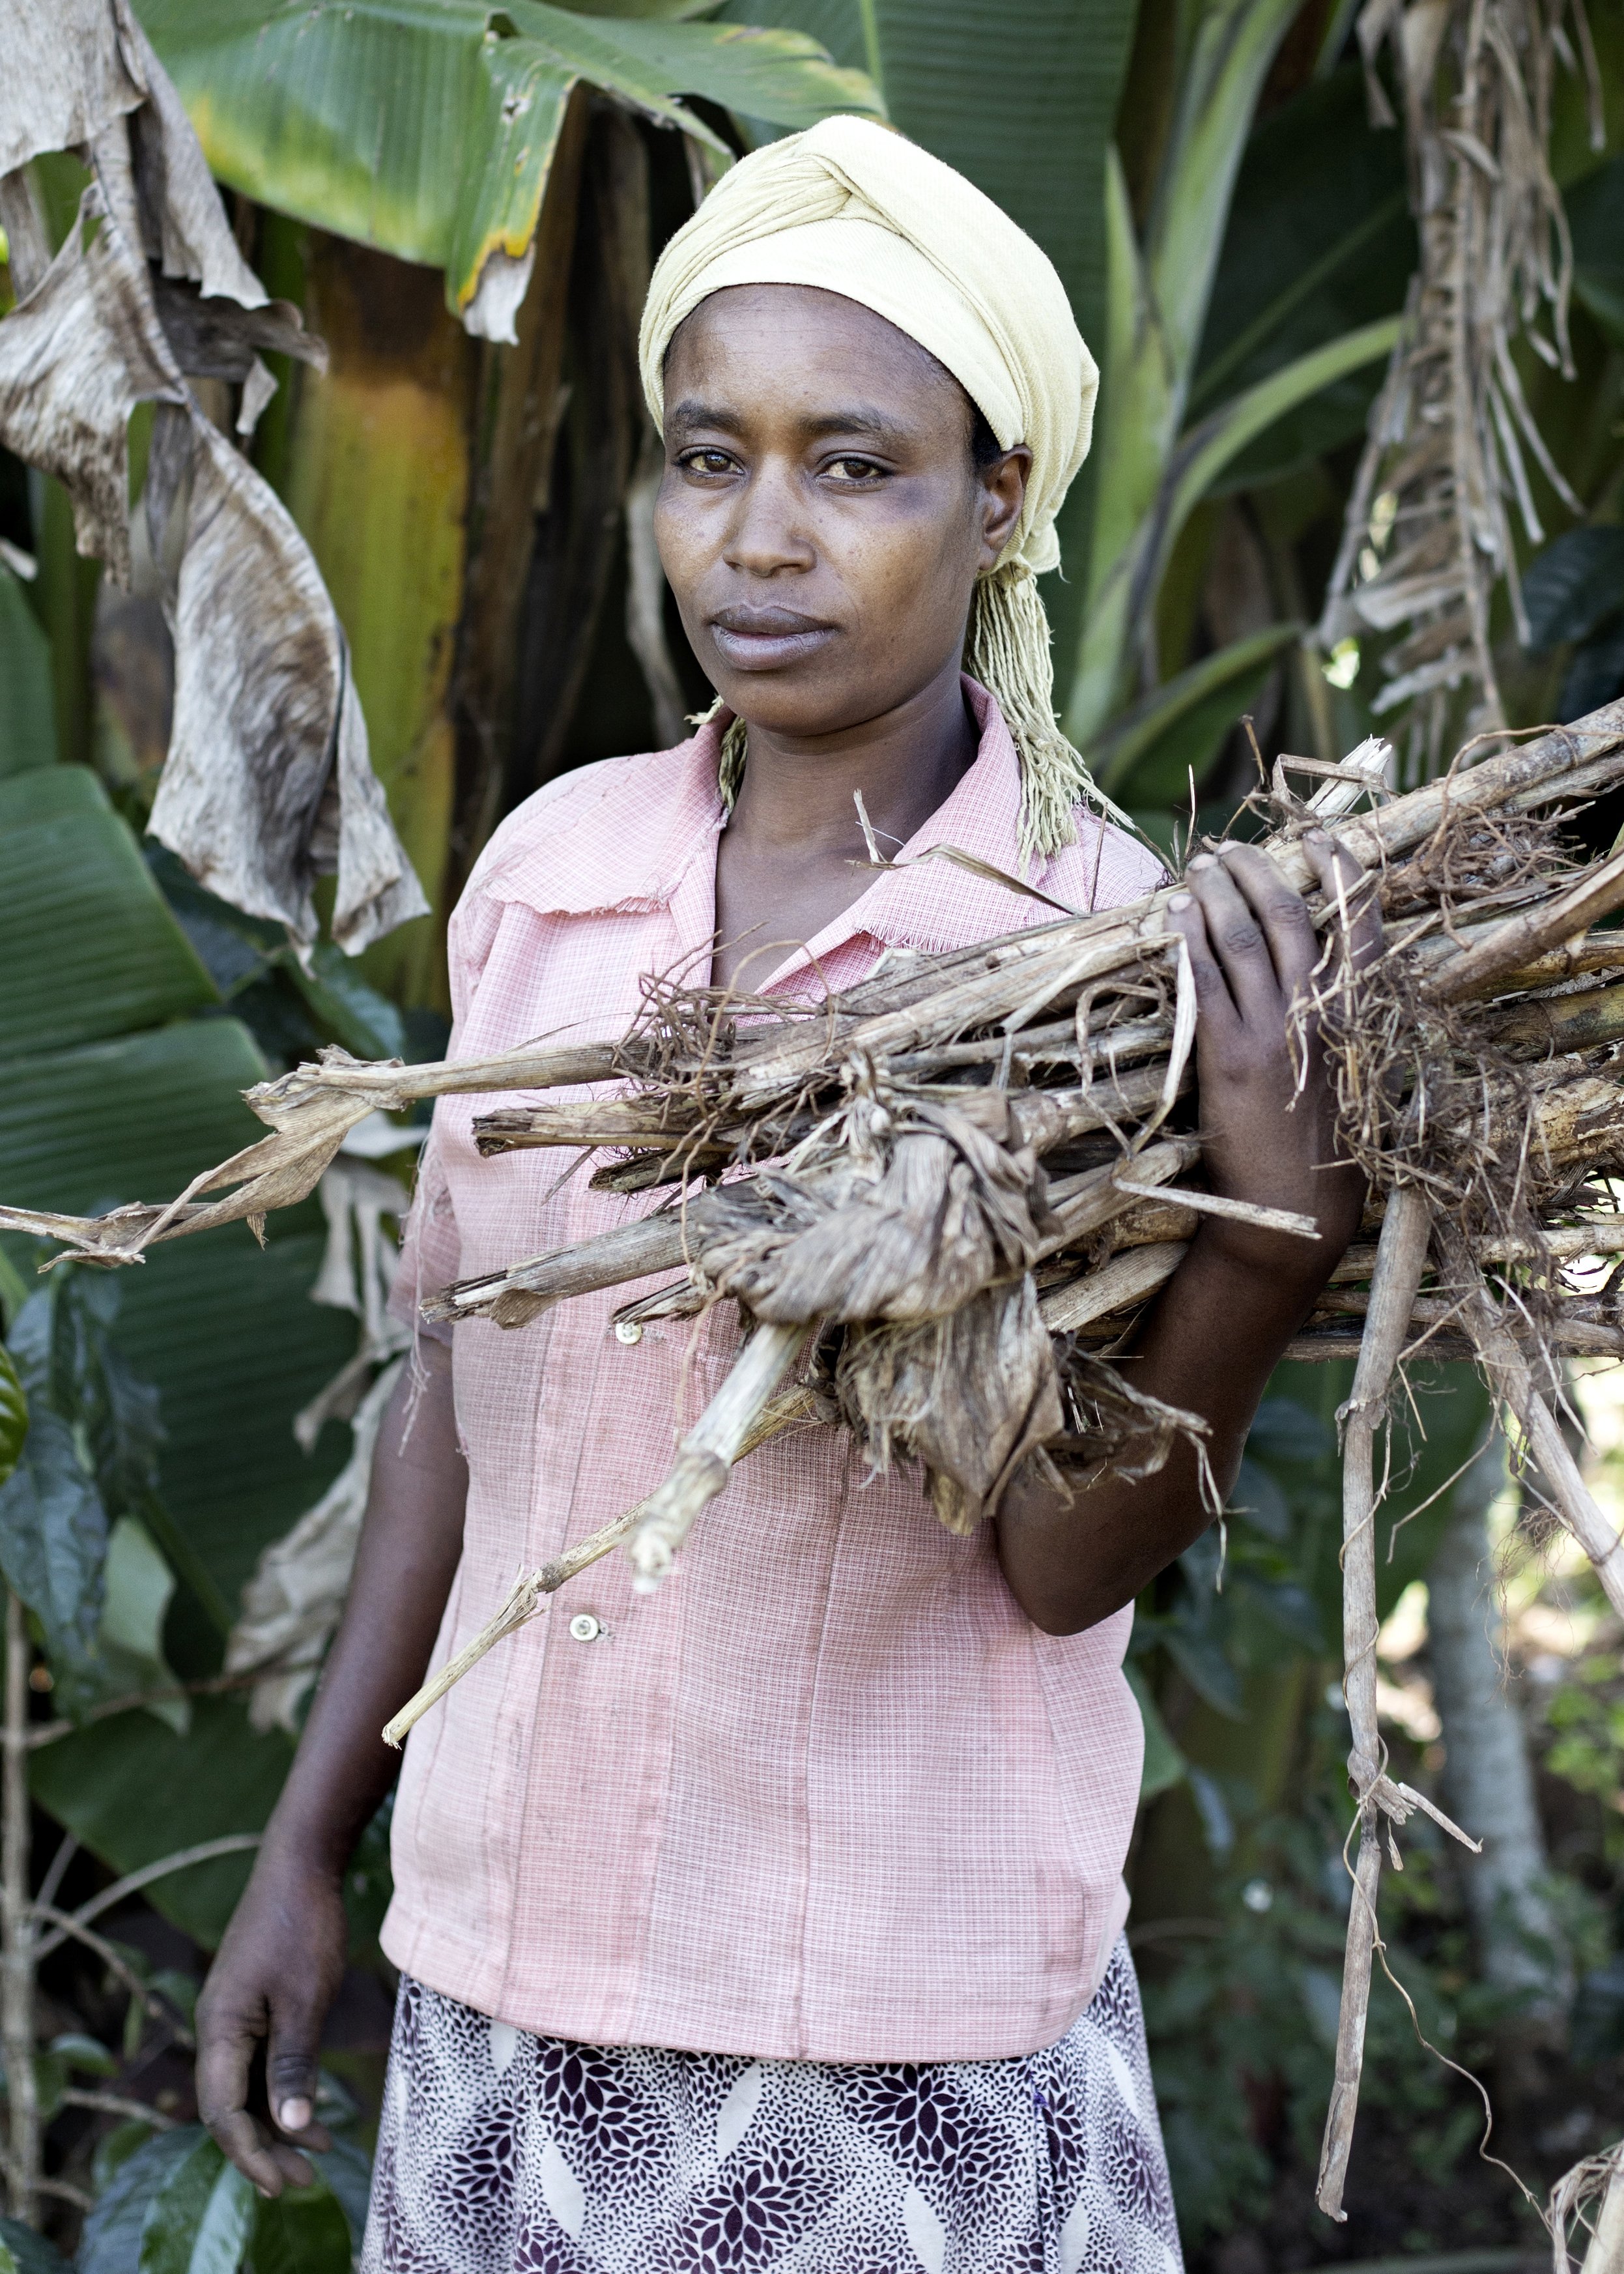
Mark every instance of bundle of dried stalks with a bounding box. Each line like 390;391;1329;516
11;701;1624;2210
1318;0;1603;770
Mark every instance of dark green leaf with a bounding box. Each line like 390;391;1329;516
0;2220;71;2274
1094;626;1302;803
31;1698;291;1946
1521;526;1624;651
1244;1577;1326;1655
1125;1660;1187;1802
1562;622;1624;722
1186;1767;1235;1857
0;1400;107;1684
287;945;405;1063
94;2122;164;2199
1193;66;1414;416
51;2030;119;2077
144;850;283;1001
1165;1623;1245;1718
1230;1456;1290;1544
32;2049;68;2123
1247;1395;1333;1466
249;2183;352;2274
0;1020;266;1227
309;2142;373;2248
1569;156;1624;347
0;564;55;776
79;2129;202;2274
0;1351;25;1490
99;1519;188;1734
0;770;216;1068
138;2134;252;2274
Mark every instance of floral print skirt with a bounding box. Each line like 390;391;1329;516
360;1936;1182;2274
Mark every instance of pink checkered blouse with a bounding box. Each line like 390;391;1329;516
383;682;1165;2062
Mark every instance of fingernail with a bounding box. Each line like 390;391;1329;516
257;2187;274;2201
278;2098;311;2133
1215;839;1238;855
1188;854;1214;872
1168;892;1191;911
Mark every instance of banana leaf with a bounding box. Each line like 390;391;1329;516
0;767;357;1941
0;562;55;776
135;0;882;328
1090;622;1304;802
1068;315;1400;747
1188;65;1416;482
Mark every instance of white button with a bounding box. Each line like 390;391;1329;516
568;1613;603;1643
614;1319;644;1345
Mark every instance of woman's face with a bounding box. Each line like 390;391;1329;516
655;284;1029;741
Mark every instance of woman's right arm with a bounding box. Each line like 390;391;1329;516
196;1335;468;2193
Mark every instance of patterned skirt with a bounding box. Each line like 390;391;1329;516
360;1938;1182;2274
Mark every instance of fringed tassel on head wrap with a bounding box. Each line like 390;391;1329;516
964;562;1129;865
702;565;1134;866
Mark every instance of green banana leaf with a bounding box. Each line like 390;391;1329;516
1189;67;1414;423
135;0;882;323
1187;65;1414;492
0;562;55;777
0;766;357;1941
0;1350;25;1490
1067;317;1399;746
1090;622;1304;803
1568;156;1624;347
1160;317;1401;574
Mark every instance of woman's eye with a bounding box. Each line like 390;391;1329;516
681;449;737;476
825;457;884;482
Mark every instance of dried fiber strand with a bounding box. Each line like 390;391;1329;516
1320;0;1600;762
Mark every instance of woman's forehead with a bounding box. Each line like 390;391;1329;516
664;284;965;425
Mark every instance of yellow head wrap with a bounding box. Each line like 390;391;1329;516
638;116;1104;861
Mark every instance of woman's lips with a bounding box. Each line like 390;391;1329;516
709;611;836;671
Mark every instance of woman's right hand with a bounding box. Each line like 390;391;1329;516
196;1845;349;2192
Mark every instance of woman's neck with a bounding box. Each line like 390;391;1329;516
709;659;981;992
725;661;978;861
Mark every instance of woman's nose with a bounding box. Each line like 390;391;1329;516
721;461;816;577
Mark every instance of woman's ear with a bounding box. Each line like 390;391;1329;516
978;446;1032;569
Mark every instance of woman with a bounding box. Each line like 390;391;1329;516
197;117;1371;2271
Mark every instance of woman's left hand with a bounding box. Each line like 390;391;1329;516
1165;827;1381;1281
999;825;1384;1634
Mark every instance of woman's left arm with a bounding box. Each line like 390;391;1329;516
996;829;1379;1635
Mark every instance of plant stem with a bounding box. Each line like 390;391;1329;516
2;1594;38;2223
1317;1185;1434;2221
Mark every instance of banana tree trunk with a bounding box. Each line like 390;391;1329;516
280;235;476;1006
